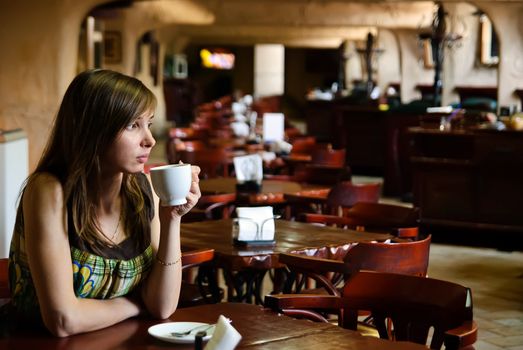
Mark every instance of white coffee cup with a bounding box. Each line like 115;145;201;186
149;163;192;206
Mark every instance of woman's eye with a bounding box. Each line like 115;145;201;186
126;122;138;130
148;122;153;129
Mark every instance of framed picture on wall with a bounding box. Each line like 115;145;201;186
104;31;122;64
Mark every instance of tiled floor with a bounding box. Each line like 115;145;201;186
429;244;523;350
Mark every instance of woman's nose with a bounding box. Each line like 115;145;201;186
143;129;156;148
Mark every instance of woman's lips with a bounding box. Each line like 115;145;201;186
137;155;149;163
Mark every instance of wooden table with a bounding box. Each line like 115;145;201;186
181;219;391;304
200;178;328;205
0;303;427;350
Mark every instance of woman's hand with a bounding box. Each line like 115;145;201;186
158;165;201;220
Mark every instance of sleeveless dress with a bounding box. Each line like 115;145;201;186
7;173;155;323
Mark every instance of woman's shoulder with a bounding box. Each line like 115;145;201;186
24;172;64;206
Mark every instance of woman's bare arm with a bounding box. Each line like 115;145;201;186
141;166;201;318
24;174;142;337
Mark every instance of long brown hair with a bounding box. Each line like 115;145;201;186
18;69;157;252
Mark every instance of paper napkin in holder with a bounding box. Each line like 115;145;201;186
233;154;263;193
233;206;276;246
204;315;242;350
262;113;285;143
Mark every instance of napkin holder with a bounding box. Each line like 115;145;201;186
235;180;261;194
232;208;280;247
233;154;263;193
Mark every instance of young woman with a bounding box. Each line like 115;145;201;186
7;69;201;337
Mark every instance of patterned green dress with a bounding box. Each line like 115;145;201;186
7;173;155;323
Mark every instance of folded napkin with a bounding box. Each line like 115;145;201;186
235;206;275;241
233;113;247;122
261;151;277;163
241;94;253;106
262;113;285;142
231;121;249;137
233;154;263;183
232;102;246;115
268;140;292;154
204;315;242;350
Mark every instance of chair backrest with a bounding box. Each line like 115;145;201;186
0;258;9;301
343;235;431;277
181;249;215;270
300;213;420;239
178;148;230;179
311;147;346;167
341;271;476;349
344;202;419;232
290;136;316;154
183;193;237;222
168;127;209;141
198;193;236;219
279;235;431;296
293;165;352;186
326;181;381;214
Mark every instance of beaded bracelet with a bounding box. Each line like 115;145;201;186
155;255;182;267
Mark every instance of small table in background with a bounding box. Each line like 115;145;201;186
181;219;391;304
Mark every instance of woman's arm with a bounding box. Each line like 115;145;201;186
142;166;201;318
24;174;142;337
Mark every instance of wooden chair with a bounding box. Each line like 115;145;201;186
344;202;419;234
167;140;208;165
279;235;431;296
310;147;346;167
342;271;477;349
268;164;351;186
180;249;224;308
284;181;379;220
325;181;381;215
267;236;431;337
290;136;317;154
183;193;237;223
301;202;419;238
177;148;230;179
266;271;477;350
0;258;9;306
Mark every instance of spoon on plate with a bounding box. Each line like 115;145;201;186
171;324;216;337
171;318;231;338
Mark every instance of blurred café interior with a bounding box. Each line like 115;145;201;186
1;1;523;349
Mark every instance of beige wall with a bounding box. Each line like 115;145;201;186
442;2;497;106
377;29;401;94
0;1;104;170
396;29;434;103
476;1;523;109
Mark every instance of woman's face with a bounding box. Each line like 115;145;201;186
102;110;156;175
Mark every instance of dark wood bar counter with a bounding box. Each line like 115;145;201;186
306;99;421;196
409;127;523;233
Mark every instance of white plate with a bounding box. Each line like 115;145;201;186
148;322;214;344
